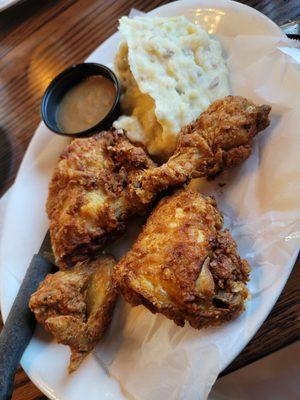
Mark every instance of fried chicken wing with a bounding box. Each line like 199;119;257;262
113;189;250;328
29;256;117;372
47;96;270;268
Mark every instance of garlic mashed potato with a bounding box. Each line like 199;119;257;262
114;16;229;159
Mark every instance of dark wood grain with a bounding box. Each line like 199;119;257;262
0;1;299;399
222;254;300;376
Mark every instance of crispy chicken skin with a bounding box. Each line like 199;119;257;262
113;189;250;328
136;96;271;204
47;96;270;268
47;129;156;268
29;256;117;372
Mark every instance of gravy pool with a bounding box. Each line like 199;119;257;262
57;75;116;133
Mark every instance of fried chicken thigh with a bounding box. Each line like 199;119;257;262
47;130;156;268
113;189;250;328
29;256;117;372
47;96;270;268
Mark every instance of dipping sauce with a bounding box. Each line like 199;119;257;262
57;75;116;133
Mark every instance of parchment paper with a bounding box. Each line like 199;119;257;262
95;33;300;400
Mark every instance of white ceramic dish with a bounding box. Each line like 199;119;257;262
0;0;21;12
1;1;298;400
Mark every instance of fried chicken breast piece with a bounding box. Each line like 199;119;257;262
135;96;271;204
113;189;250;328
47;129;156;268
29;256;117;372
47;96;270;268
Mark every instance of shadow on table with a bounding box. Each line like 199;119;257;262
210;341;300;400
0;127;14;193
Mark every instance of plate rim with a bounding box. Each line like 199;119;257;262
0;1;291;400
0;0;21;12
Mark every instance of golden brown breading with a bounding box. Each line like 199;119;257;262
29;256;117;372
135;96;271;204
113;189;250;328
47;129;156;268
47;97;270;268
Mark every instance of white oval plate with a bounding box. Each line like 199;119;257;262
0;0;21;12
1;1;297;400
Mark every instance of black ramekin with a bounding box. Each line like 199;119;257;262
41;63;121;137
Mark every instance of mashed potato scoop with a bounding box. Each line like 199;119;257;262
114;16;230;159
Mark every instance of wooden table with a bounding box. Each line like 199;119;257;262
0;0;299;398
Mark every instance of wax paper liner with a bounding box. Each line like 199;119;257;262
94;33;300;400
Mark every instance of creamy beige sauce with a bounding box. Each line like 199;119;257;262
57;75;116;133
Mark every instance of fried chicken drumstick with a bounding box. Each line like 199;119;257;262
113;189;250;328
29;256;117;372
136;96;271;204
47;96;270;268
